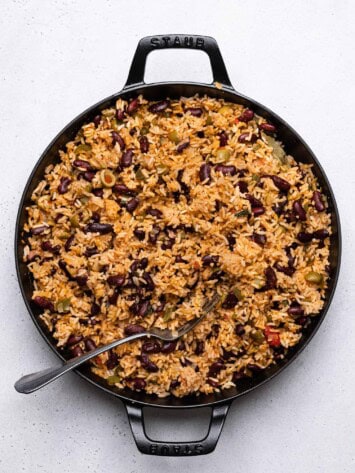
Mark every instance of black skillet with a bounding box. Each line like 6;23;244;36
15;35;341;456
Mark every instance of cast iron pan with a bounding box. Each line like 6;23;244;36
15;35;341;456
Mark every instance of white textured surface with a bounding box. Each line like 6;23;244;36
1;1;355;471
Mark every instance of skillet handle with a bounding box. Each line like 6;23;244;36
124;34;234;90
125;402;231;456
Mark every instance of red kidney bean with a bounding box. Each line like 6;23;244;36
312;191;325;212
84;246;98;257
84;222;113;234
93;115;101;127
208;269;225;282
58;177;71;194
215;199;223;211
215;164;237;176
313;229;329;240
265;175;291;193
161;238;175;250
58;260;73;281
139;136;149;153
288;302;304;317
107;287;119;305
116;109;126;121
67;334;83;346
54;213;64;223
238;133;258;143
139;354;159;372
124;324;145;336
265;266;277;289
185;107;203;117
179;356;191;367
170;379;180;389
120;149;134;168
142;274;154;292
222;292;239;309
259;122;276;133
297;316;308;326
148;100;170;113
245;194;263;208
133;377;146;390
251;232;267;246
146;207;163;218
239;109;254;122
74;274;87;287
148;224;160;244
274;262;295;276
137;257;149;271
112;131;125;150
126;197;139;213
113;183;136;196
90;302;100;317
235;324;245;336
227;233;236;250
195;341;204;355
137;300;150;317
222;348;236;360
237;180;248;193
40;241;53;251
73;159;93;171
83;171;96;182
142;340;161;354
84;338;96;351
293;200;307;221
285;245;296;266
161;341;177;354
197;131;205;138
252;206;265;216
126;98;139;115
176;140;190;153
106;351;119;370
91;212;100;223
107;274;125;287
202;254;219;266
132;228;144;242
92;188;104;197
297;232;313;243
219;131;228;146
33;296;54;312
272;200;287;216
71;345;84;357
64;235;75;252
199;163;211;183
187;271;200;290
208;360;225;377
130;258;145;273
211;324;220;337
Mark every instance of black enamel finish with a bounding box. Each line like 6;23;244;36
125;34;233;90
15;34;341;456
125;403;230;456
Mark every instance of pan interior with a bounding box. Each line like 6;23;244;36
16;82;341;408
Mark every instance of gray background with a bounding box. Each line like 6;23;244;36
1;1;354;472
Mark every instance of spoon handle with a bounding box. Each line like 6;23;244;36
14;332;147;394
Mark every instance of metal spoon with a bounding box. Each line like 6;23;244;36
14;293;220;394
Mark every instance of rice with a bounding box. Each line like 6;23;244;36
23;95;331;397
